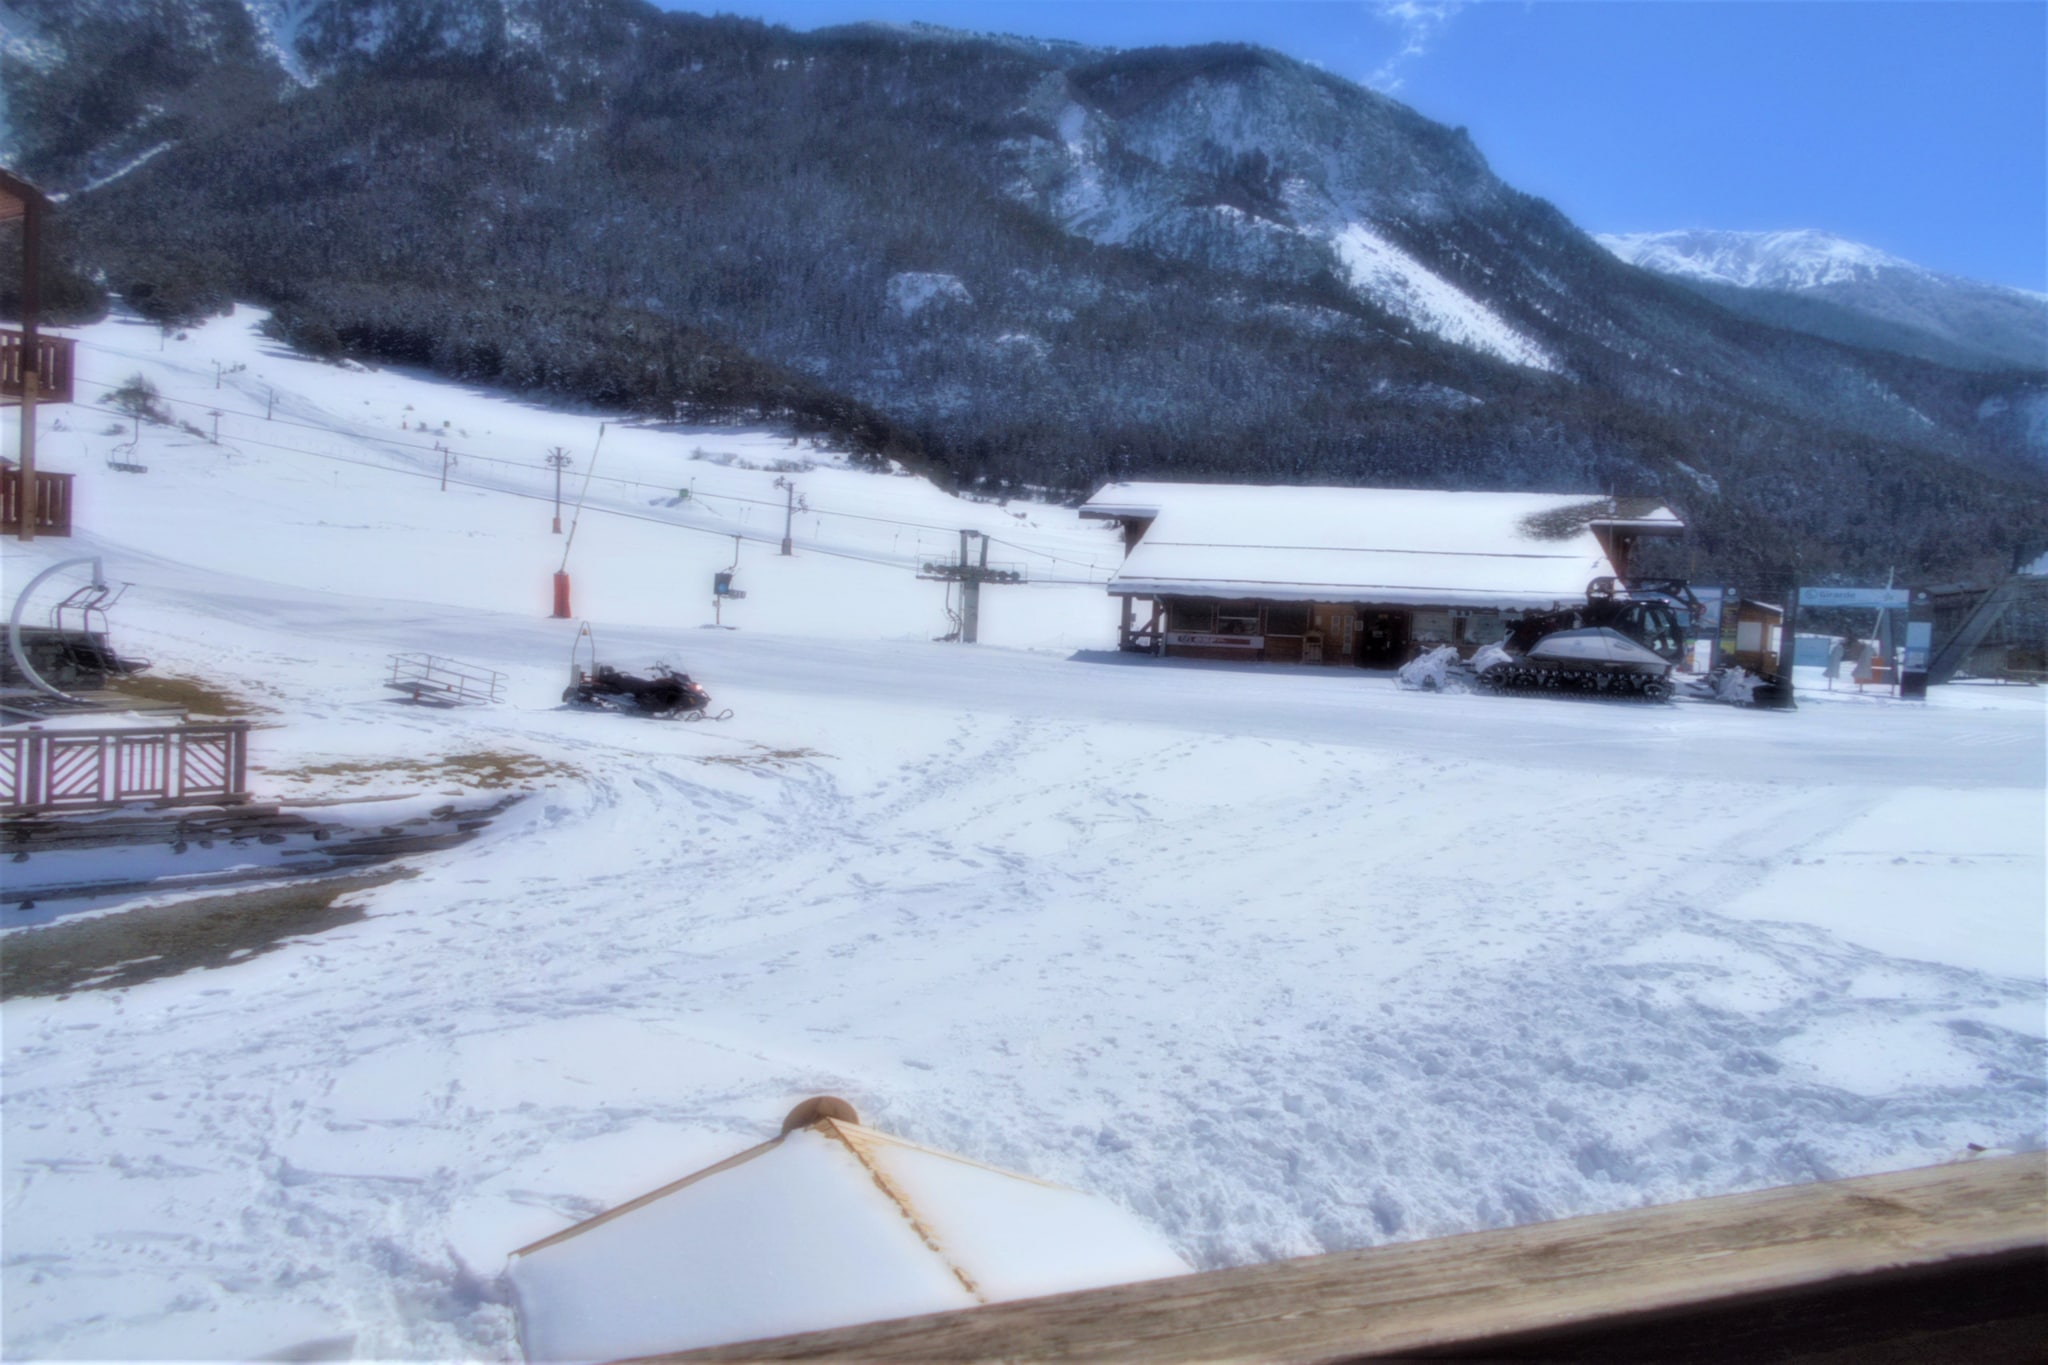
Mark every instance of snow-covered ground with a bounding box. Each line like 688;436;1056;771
3;310;2043;1360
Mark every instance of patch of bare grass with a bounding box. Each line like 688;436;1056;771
695;746;829;770
110;673;268;717
2;869;413;999
265;750;579;793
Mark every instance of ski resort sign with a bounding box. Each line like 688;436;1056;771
1798;587;1911;610
1165;632;1262;649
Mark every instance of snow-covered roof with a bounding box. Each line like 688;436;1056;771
1081;483;1682;610
507;1105;1189;1361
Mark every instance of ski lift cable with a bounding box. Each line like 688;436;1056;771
71;379;1001;537
71;376;1099;536
64;400;924;571
980;534;1112;572
65;387;1107;567
69;375;1095;548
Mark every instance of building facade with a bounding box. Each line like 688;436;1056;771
1081;483;1685;667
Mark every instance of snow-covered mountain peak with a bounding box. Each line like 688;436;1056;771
1599;227;2048;372
1596;228;1922;292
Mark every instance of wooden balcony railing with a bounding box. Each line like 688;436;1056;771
1;721;251;814
661;1154;2044;1364
0;465;72;536
0;329;74;404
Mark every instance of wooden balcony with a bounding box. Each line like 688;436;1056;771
0;329;74;404
0;463;73;536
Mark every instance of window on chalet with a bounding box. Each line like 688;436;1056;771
1168;600;1216;632
1265;603;1309;636
1216;602;1260;635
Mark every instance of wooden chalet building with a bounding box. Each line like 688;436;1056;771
1081;483;1684;666
3;166;76;539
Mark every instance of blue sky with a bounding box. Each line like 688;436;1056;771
666;2;2047;291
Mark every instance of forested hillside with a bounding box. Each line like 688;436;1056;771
5;0;2045;581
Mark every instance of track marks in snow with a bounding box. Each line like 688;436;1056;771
5;678;2042;1357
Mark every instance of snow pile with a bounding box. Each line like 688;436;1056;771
1468;642;1513;675
1712;666;1766;706
1397;644;1466;692
1333;222;1559;372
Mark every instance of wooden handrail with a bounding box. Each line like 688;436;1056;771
0;466;72;536
645;1154;2044;1363
0;329;75;404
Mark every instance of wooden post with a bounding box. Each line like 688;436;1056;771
229;723;248;801
780;480;796;556
16;191;39;542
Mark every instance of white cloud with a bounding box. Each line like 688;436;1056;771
1366;0;1463;93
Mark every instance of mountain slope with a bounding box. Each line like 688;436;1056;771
5;0;2046;581
1600;229;2048;373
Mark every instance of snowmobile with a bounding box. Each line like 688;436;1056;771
560;622;731;721
563;664;729;720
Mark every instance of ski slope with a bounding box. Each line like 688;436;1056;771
3;310;2043;1360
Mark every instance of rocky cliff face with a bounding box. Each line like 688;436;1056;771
5;0;2045;578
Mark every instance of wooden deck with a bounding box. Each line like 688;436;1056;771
647;1153;2044;1363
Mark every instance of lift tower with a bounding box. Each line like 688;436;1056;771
918;531;1023;644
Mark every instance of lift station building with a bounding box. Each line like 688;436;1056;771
1081;483;1684;666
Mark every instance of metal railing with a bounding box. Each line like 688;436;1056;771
1;720;251;814
384;653;506;706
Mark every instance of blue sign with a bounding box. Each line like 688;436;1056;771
1799;586;1911;609
1904;620;1932;669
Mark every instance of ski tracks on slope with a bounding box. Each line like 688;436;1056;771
5;700;2042;1356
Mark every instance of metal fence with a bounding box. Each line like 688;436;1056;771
384;653;506;706
1;721;251;814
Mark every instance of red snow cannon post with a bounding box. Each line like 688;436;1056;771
552;572;571;619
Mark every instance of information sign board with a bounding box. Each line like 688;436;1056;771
1798;587;1911;610
1904;620;1932;670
